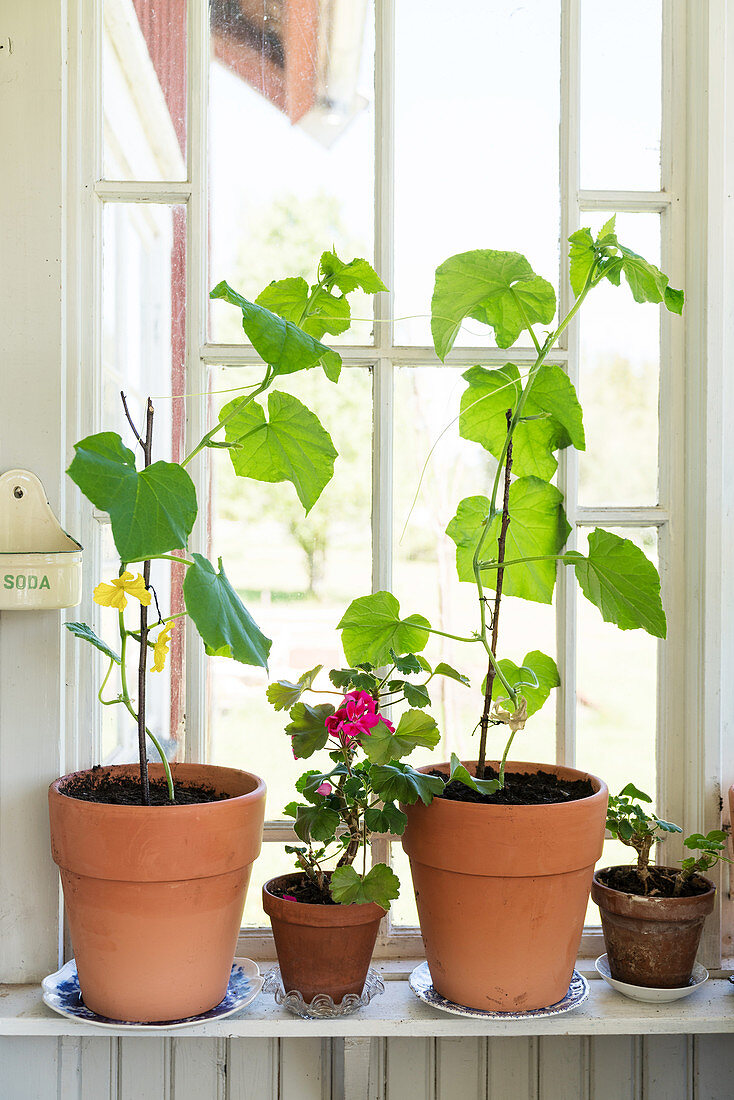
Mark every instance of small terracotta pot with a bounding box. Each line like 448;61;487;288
591;867;715;988
49;763;266;1022
401;760;607;1012
262;874;383;1004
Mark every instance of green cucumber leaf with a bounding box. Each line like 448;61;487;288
222;390;337;514
183;554;272;667
337;592;430;667
431;250;556;358
67;433;197;563
564;529;666;637
65;621;121;664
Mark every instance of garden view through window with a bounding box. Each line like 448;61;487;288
98;0;668;943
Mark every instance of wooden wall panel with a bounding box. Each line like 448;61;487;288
6;1029;734;1098
0;1037;59;1100
488;1037;538;1099
227;1038;279;1100
279;1037;326;1099
118;1037;169;1100
385;1037;434;1099
589;1036;640;1100
643;1035;692;1100
435;1038;485;1100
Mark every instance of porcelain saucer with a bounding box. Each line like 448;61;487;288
41;957;263;1030
408;962;589;1019
595;954;708;1003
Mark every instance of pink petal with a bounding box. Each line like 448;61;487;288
315;781;333;796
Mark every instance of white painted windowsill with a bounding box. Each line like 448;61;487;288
1;978;733;1039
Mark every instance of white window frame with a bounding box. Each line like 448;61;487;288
55;0;733;969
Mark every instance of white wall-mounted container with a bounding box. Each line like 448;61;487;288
0;470;82;610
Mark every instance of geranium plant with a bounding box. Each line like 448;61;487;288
333;219;681;793
266;654;458;909
605;783;730;896
65;251;386;804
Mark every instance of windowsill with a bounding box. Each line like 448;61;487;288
2;977;733;1038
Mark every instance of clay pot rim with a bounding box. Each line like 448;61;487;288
263;873;386;922
50;762;266;812
593;865;716;903
414;759;607;812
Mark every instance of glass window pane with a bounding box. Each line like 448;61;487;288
578;213;660;506
575;527;658;799
98;202;187;765
580;0;662;190
393;366;557;771
103;0;187;180
207;365;372;820
394;0;561;346
390;840;418;927
209;0;375;344
242;843;299;926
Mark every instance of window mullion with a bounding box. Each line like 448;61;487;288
556;0;581;770
183;0;210;765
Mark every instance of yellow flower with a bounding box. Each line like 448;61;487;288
150;621;173;673
93;571;152;610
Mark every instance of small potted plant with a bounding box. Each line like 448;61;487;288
592;783;728;988
52;252;386;1022
262;655;444;1005
333;219;683;1011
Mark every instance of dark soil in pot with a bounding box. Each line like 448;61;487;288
60;765;228;806
430;764;595;806
267;874;337;905
597;865;710;899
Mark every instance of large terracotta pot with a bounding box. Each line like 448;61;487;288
49;762;266;1022
401;760;607;1012
591;868;715;988
263;873;383;1004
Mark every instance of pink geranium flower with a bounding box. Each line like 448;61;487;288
325;689;395;748
315;780;333;796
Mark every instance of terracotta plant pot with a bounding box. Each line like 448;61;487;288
401;760;607;1012
49;762;266;1022
591;867;715;988
262;873;383;1004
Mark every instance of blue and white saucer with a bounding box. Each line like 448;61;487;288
41;957;263;1030
409;962;589;1019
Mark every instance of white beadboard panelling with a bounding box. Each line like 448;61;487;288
386;1037;434;1099
58;1037;115;1100
694;1035;734;1100
435;1038;485;1100
643;1035;692;1099
226;1038;278;1100
278;1038;326;1100
538;1037;588;1100
171;1037;224;1099
589;1036;640;1100
0;1037;59;1100
80;1037;115;1099
118;1037;169;1100
488;1037;538;1099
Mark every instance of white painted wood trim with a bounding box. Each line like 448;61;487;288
4;980;734;1039
578;190;673;212
183;0;210;766
0;0;67;983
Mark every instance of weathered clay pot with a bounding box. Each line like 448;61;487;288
49;763;266;1022
402;760;607;1012
591;867;715;988
263;873;383;1004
